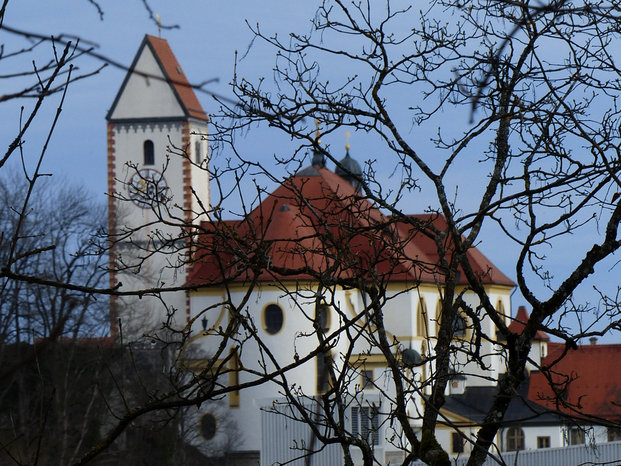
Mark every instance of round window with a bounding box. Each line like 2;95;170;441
200;413;217;440
264;304;284;334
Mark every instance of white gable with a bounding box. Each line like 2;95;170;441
108;45;185;120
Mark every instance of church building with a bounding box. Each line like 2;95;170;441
105;35;620;466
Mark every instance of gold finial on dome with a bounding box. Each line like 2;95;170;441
315;119;321;144
345;131;351;152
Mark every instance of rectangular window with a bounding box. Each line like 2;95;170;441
351;406;380;445
451;432;464;453
569;427;585;445
506;427;525;451
537;436;550;448
608;427;621;442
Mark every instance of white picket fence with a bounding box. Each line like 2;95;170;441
409;440;621;466
261;404;621;466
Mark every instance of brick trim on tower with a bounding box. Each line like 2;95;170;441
181;122;193;323
107;122;120;340
181;122;193;224
185;292;191;325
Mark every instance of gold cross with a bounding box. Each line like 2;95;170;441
156;13;162;37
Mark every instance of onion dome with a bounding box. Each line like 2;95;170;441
335;137;362;191
311;148;325;168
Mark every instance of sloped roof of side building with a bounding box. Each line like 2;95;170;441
529;341;621;421
442;379;562;427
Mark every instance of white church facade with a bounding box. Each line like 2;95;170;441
182;164;515;464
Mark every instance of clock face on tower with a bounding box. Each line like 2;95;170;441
127;168;170;209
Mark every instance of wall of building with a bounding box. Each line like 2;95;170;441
188;281;513;454
109;118;209;339
410;440;621;466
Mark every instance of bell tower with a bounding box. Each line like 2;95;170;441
106;35;209;341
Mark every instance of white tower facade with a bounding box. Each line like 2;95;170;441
106;35;209;341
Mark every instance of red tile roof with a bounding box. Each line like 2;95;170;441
145;35;207;121
507;306;549;341
529;342;621;420
397;214;514;287
187;166;514;288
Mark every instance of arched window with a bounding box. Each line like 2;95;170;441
143;140;154;165
496;299;506;318
416;297;428;338
316;351;333;394
506;427;524;451
495;299;506;338
195;140;202;164
263;304;284;334
435;299;442;336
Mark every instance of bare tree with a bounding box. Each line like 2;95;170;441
0;174;108;343
0;5;310;464
0;4;219;464
7;1;621;465
194;1;621;464
0;173;111;464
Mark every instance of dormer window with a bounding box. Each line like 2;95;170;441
143;140;154;165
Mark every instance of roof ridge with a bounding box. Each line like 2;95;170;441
145;35;207;121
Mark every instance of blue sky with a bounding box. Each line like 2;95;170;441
2;1;619;340
0;1;317;195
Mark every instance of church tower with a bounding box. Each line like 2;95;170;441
106;35;209;341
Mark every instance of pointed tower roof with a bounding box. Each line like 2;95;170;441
107;35;207;122
507;306;549;341
335;150;362;191
335;132;363;191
